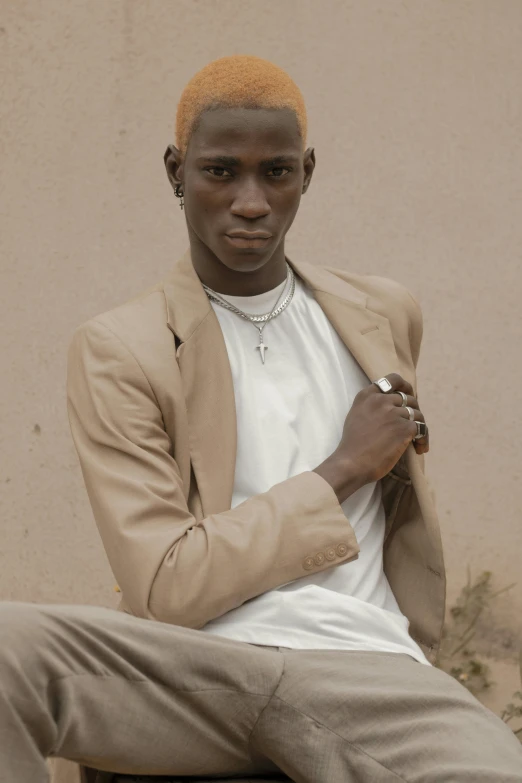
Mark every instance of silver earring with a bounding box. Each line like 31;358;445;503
174;184;184;210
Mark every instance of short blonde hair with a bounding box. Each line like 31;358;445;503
175;55;307;156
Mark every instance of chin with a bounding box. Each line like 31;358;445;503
218;242;275;268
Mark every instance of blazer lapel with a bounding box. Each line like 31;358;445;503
161;249;407;518
287;258;403;389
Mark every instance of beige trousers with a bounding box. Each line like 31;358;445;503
1;601;521;783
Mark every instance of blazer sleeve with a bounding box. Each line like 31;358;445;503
66;319;360;629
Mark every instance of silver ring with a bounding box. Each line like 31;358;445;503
404;406;415;421
373;377;393;394
414;421;428;440
397;391;408;406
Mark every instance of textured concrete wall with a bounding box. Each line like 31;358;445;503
1;0;521;656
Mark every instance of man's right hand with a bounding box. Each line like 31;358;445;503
331;373;429;489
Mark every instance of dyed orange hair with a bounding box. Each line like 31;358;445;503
175;55;307;157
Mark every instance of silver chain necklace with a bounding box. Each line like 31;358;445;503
201;261;296;365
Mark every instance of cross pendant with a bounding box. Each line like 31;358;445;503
255;340;268;364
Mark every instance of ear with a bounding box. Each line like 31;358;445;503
164;144;183;191
302;147;316;194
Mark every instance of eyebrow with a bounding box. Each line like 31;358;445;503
196;154;300;166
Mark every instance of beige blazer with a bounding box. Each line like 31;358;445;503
66;248;446;665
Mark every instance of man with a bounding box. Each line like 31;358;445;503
1;55;521;782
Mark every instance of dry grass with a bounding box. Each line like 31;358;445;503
435;568;522;742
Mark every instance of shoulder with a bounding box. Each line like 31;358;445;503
321;265;421;318
67;281;175;370
70;282;169;346
320;265;424;367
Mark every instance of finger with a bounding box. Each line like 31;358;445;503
412;436;430;454
398;407;429;448
414;430;429;453
408;418;429;449
372;373;414;398
390;392;419;410
398;407;425;423
388;389;428;451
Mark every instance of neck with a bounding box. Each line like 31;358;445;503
188;230;288;296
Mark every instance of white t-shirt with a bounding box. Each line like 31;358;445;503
200;269;430;666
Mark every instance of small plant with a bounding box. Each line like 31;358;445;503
499;651;522;739
435;567;521;742
501;689;522;738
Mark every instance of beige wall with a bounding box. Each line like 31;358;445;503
1;0;521;662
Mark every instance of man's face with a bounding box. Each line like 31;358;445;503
167;107;315;266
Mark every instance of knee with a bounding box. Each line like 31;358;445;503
0;601;49;662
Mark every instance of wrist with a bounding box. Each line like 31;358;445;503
333;454;368;495
313;454;368;505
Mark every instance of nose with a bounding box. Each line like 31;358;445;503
230;177;271;219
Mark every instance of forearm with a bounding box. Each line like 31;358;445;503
312;455;366;505
142;470;360;628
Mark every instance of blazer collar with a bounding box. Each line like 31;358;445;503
161;248;405;515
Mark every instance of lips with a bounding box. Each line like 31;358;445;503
226;231;272;239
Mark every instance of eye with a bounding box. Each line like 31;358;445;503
267;167;292;178
205;167;233;178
